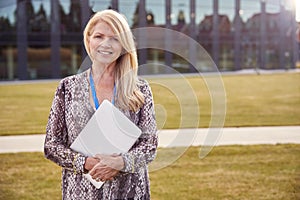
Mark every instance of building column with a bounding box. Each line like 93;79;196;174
17;0;28;80
212;0;220;69
260;0;266;69
165;0;173;73
81;0;90;61
189;0;197;72
51;0;61;78
111;0;119;11
279;3;285;69
234;0;241;70
292;1;299;69
138;0;147;74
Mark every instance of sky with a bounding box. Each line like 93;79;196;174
0;0;299;25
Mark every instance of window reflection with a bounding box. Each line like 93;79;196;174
90;0;111;13
218;0;234;70
145;0;165;73
0;1;16;79
119;0;139;28
0;0;298;80
197;0;213;67
170;1;190;72
171;1;189;25
146;1;165;26
242;0;264;70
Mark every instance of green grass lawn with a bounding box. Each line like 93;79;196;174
0;81;58;135
0;144;299;200
0;72;299;135
0;73;299;199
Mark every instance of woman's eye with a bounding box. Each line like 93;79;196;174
94;35;102;39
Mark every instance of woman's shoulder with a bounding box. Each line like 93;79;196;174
137;77;153;97
137;77;150;90
138;76;152;87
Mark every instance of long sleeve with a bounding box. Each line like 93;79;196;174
44;80;86;174
121;81;158;173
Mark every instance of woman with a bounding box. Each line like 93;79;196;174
44;9;157;199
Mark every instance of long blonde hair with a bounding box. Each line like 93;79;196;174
83;10;144;112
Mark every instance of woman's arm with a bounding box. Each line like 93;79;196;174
121;81;158;173
44;80;87;174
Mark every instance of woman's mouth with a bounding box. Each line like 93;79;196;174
98;50;113;55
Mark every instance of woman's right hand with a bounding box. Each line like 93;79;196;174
89;154;124;182
84;157;100;172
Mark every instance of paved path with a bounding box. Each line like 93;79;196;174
0;126;299;153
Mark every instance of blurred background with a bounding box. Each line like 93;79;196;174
0;0;299;80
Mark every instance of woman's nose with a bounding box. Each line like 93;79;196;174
101;37;112;48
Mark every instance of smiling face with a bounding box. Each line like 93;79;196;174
88;21;123;67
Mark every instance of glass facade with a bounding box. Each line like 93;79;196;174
145;0;166;74
241;0;261;70
0;0;17;80
0;0;298;80
119;0;139;27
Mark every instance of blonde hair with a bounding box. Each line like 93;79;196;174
83;10;144;112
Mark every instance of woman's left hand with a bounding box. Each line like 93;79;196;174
89;154;124;182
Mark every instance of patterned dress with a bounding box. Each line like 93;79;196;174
44;70;158;200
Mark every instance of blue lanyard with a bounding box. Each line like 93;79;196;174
89;71;116;109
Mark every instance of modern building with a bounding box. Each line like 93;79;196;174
0;0;298;80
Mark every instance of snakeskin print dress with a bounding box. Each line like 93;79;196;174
44;70;158;199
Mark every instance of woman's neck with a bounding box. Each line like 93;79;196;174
91;62;116;83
